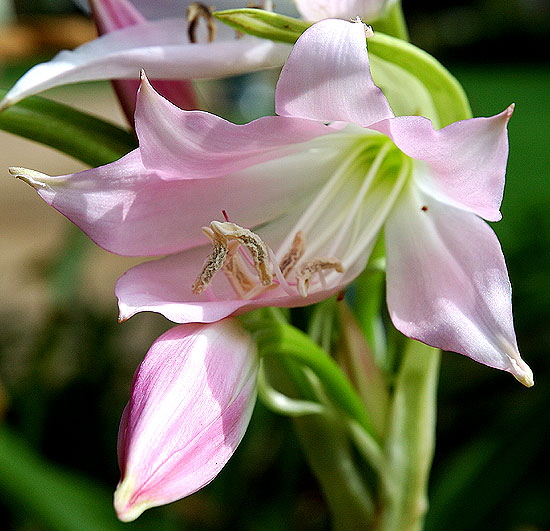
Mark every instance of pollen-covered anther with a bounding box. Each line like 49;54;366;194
191;230;228;294
279;231;306;278
186;2;217;43
192;221;275;296
210;221;273;286
295;258;345;298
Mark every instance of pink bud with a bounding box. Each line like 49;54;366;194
114;320;258;521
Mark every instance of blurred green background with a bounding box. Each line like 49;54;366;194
1;0;549;530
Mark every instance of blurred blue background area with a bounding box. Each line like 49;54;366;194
0;1;549;530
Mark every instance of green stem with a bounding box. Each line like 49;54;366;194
375;340;440;531
294;412;376;530
0;88;136;167
245;319;379;440
247;317;380;528
337;303;390;439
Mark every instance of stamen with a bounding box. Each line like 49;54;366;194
191;232;228;294
210;221;273;286
344;156;412;269
326;141;392;258
279;231;306;278
186;2;217;43
295;258;344;298
192;220;275;296
275;141;369;261
268;247;296;296
222;241;259;298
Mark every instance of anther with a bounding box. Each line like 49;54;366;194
279;231;306;278
295;258;344;298
222;241;260;297
191;231;228;294
186;2;217;43
192;220;274;296
210;221;273;286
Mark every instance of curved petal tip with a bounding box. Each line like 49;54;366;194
114;476;150;523
511;358;534;388
502;336;533;387
9;167;53;190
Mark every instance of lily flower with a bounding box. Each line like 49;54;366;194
114;319;258;522
90;0;198;123
10;18;533;386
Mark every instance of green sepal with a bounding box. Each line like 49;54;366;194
213;8;310;44
368;32;472;127
0;88;136;166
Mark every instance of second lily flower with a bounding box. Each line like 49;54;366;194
11;19;532;385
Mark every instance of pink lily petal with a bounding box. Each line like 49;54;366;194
385;185;533;387
370;106;513;222
0;18;291;109
8;157;315;257
115;245;356;323
90;0;198;122
135;74;331;178
275;19;393;126
114;320;258;521
295;0;392;21
10;102;335;257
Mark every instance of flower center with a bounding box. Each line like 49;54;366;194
191;130;412;301
275;130;412;273
191;221;344;300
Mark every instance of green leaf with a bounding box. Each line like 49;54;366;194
0;88;136;166
0;425;132;531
